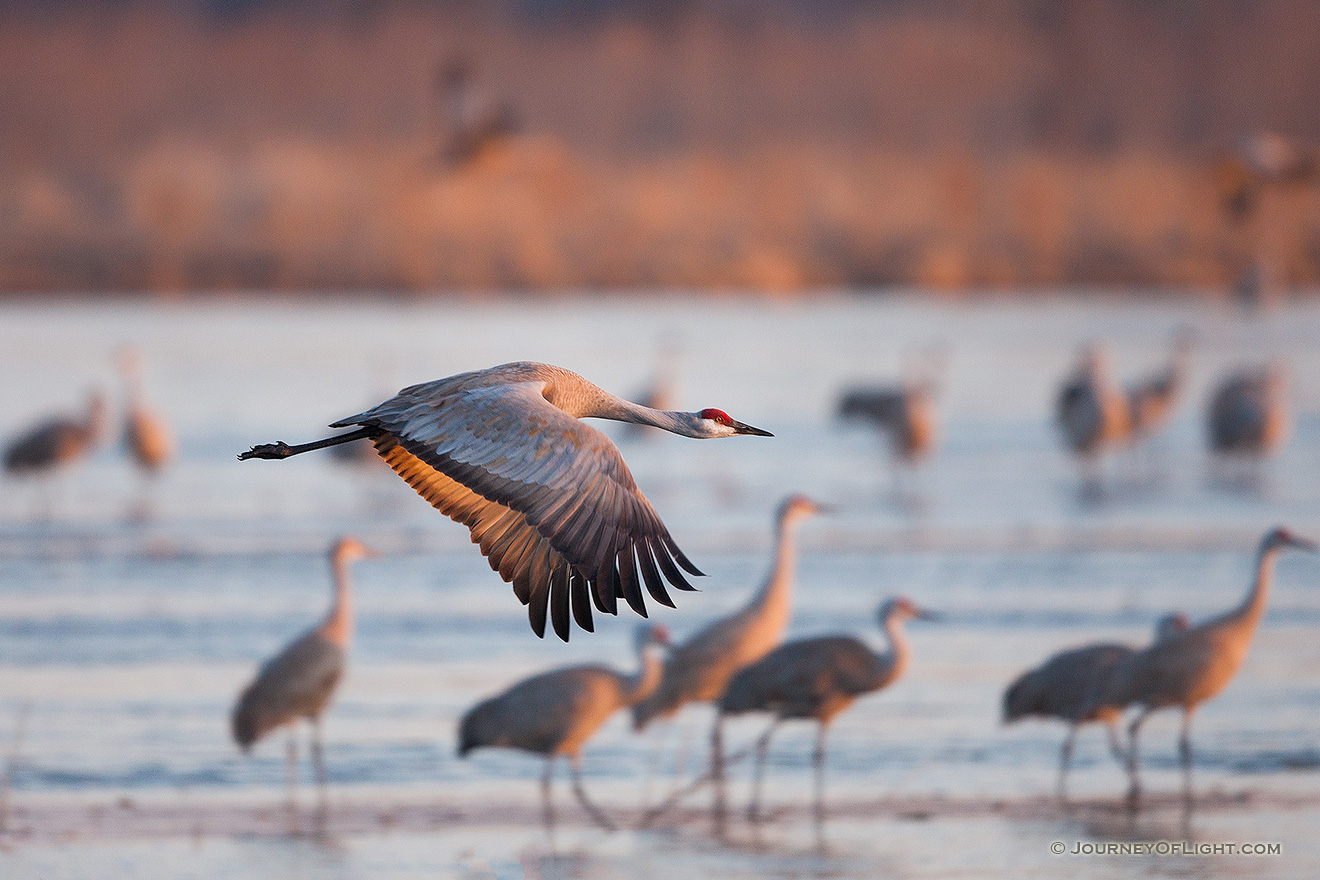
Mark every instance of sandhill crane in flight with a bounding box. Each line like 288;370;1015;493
231;537;376;834
712;596;938;831
458;623;671;832
117;347;175;479
1207;362;1289;458
1125;333;1192;445
241;362;771;641
1003;612;1189;801
631;495;826;732
1215;132;1318;224
1094;528;1315;809
437;58;520;168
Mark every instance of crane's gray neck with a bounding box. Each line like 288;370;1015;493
579;393;703;436
872;616;911;691
324;555;354;648
1235;544;1280;628
622;644;664;706
752;513;802;611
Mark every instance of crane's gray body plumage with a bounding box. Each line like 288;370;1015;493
232;630;345;751
1207;367;1288;455
1004;643;1132;727
4;393;105;476
720;634;896;724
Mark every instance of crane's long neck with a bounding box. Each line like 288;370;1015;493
322;555;354;648
871;616;911;691
1231;544;1280;631
581;392;698;435
750;514;800;620
622;645;664;706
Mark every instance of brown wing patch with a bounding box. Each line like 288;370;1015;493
375;435;592;640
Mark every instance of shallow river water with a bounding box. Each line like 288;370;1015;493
0;293;1318;879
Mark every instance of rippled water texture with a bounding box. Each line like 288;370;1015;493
0;294;1318;879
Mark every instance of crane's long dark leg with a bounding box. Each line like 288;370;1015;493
541;758;556;835
812;722;830;828
568;756;616;832
1057;724;1077;806
1125;708;1151;811
239;427;379;461
1178;709;1196;812
285;734;300;837
747;720;781;824
311;718;329;836
1106;720;1128;764
710;716;728;838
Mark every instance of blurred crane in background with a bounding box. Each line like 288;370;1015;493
1003;612;1189;802
240;362;772;641
231;537;375;835
3;389;107;517
1125;332;1193;446
458;623;670;832
631;495;826;732
1207;362;1289;458
117;346;175;492
1095;527;1315;809
712;596;938;832
437;57;520;168
1055;343;1130;492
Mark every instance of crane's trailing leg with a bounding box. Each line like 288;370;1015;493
1105;720;1127;764
285;735;300;837
311;719;329;835
812;723;829;827
1179;709;1196;810
568;756;616;832
710;718;728;837
747;720;780;824
1125;708;1150;811
239;428;379;461
1057;724;1077;805
541;759;556;833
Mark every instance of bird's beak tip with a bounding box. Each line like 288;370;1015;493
736;423;774;437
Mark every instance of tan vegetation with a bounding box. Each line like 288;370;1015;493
1;2;1318;293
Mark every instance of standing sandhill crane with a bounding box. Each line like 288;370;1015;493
712;596;938;829
117;347;175;477
836;348;946;480
1095;528;1316;808
240;363;771;641
232;537;376;833
630;495;826;731
458;623;671;832
1125;334;1192;444
4;390;108;516
437;58;520;168
1207;362;1289;458
1055;344;1131;461
1003;612;1189;801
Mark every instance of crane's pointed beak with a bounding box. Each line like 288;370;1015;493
1287;535;1319;553
732;420;774;437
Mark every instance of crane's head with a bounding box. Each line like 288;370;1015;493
332;536;380;564
1154;612;1191;641
689;408;773;439
1261;526;1317;554
635;622;671;652
878;596;940;626
776;494;832;526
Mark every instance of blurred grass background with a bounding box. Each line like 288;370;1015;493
2;0;1319;294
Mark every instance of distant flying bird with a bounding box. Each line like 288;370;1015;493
1003;612;1189;801
240;362;771;641
631;495;826;731
1125;334;1192;444
1215;132;1318;223
1096;528;1316;808
1207;363;1289;457
3;390;107;479
1055;344;1131;460
437;58;520;168
117;346;175;476
232;537;375;831
458;623;671;831
712;597;938;829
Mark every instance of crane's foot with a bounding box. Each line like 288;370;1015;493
239;442;294;461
